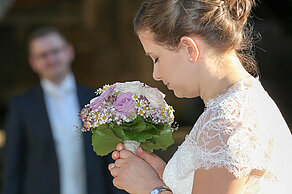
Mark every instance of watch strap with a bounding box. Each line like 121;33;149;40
149;185;171;194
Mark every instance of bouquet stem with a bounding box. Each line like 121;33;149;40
124;140;140;154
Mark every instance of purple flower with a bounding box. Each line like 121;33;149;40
113;92;136;116
90;86;114;110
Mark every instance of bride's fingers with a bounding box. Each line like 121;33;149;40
137;147;144;158
137;147;157;161
119;149;135;159
116;143;124;151
114;158;125;168
108;163;115;171
112;177;123;190
112;151;120;160
109;165;120;177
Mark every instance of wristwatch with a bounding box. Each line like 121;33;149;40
149;186;171;194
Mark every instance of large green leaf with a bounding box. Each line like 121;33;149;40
92;125;123;156
140;126;174;152
153;128;174;150
111;125;128;140
123;130;153;142
144;123;160;134
141;140;161;152
123;116;146;133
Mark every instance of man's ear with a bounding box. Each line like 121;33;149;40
180;36;199;63
66;44;75;62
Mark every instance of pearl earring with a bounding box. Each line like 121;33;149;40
189;57;193;62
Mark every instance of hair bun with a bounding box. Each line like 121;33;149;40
226;0;254;23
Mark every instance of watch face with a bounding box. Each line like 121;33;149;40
150;189;159;194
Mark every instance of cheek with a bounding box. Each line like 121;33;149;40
166;54;188;74
34;61;47;71
62;53;73;65
162;58;179;75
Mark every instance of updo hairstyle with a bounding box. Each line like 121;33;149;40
134;0;259;77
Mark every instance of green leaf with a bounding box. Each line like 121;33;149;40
140;125;174;152
153;128;174;150
144;123;160;134
110;124;128;140
141;140;160;152
123;130;153;142
92;125;123;156
123;116;146;133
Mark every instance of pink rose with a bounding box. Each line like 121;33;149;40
90;86;114;110
113;92;136;116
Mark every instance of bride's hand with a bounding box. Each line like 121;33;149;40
112;143;166;179
136;147;166;180
108;149;165;194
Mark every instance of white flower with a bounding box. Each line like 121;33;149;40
115;81;144;95
144;87;167;108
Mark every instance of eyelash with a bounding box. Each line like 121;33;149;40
154;58;159;64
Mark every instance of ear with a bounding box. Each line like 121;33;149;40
180;36;199;63
66;44;75;62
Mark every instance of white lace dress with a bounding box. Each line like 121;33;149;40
163;77;292;194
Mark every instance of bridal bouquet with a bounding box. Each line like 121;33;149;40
79;81;176;156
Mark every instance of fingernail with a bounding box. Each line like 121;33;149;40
113;152;117;158
138;147;143;154
118;145;123;150
110;164;115;169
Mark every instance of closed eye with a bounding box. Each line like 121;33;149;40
154;57;159;64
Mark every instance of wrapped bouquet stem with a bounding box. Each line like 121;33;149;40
79;81;177;156
124;140;140;154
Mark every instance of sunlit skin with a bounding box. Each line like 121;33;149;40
138;30;251;103
108;30;254;194
29;33;74;84
140;31;201;99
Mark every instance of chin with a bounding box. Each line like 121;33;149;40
173;90;185;98
173;90;198;99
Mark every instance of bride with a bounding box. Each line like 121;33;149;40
108;0;292;193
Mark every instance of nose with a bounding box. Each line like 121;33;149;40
45;53;58;65
152;63;161;81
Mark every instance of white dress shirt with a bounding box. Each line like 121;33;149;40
41;74;87;194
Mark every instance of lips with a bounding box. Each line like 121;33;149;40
165;83;170;89
162;81;171;89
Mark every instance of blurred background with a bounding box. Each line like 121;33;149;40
0;0;291;191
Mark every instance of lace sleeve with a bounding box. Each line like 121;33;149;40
192;114;270;178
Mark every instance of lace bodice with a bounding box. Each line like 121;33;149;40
163;77;292;194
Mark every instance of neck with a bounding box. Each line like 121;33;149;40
199;51;251;104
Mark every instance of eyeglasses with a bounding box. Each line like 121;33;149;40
31;45;67;60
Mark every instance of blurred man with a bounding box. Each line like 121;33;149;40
3;27;125;194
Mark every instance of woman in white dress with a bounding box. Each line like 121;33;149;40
108;0;292;193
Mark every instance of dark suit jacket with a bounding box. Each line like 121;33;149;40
3;84;126;194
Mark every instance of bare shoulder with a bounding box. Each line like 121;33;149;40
192;167;249;194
